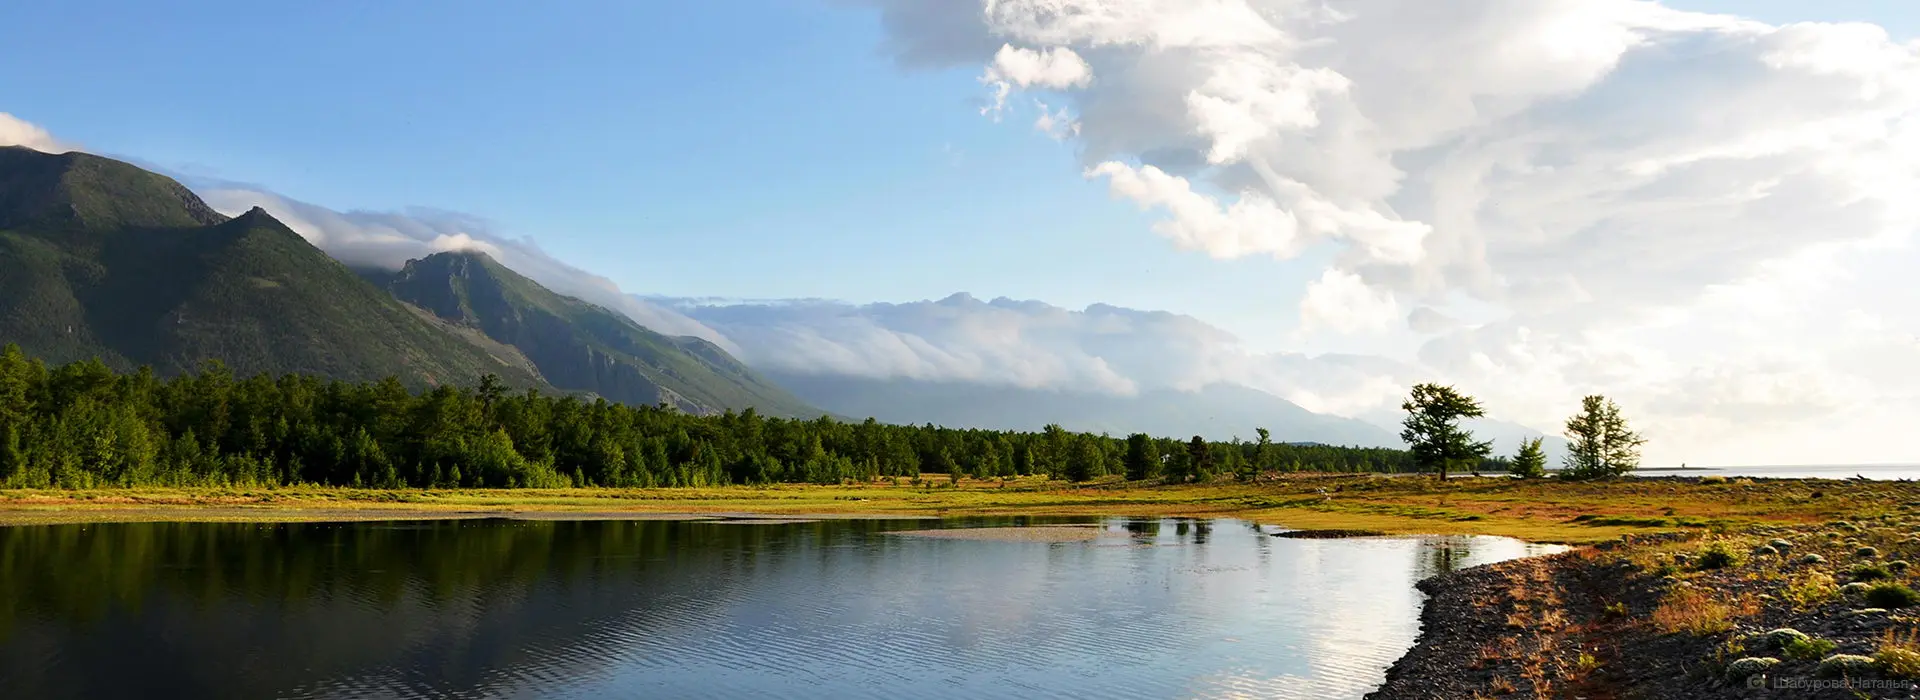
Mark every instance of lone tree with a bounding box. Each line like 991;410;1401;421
1399;383;1493;479
1510;437;1547;479
1561;395;1645;479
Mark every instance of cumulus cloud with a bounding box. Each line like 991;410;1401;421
0;112;73;153
1300;268;1399;334
855;0;1920;464
981;44;1093;118
870;0;1919;317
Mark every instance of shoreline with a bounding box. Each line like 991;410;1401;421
1372;523;1920;699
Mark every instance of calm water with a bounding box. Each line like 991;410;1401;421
0;517;1561;700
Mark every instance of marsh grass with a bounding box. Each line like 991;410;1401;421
8;476;1920;543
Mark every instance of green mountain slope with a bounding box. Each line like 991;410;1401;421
384;251;821;417
0;145;544;386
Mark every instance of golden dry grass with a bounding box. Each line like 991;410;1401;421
1651;587;1759;635
0;473;1904;543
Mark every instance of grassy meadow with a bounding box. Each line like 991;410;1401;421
0;473;1902;544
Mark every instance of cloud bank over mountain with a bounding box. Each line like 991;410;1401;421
0;114;728;348
190;187;732;347
0;113;66;153
670;294;1414;418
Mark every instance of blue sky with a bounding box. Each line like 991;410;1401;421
1;0;1912;354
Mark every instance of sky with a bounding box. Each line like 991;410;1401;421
3;0;1919;465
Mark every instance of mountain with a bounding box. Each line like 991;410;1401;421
0;146;544;386
763;372;1402;447
0;146;821;419
383;251;820;417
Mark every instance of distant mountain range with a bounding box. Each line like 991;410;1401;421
764;370;1569;457
765;373;1402;445
0;146;818;418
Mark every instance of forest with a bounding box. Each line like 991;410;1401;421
0;344;1436;489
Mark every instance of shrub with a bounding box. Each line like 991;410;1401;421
1603;602;1629;618
1696;543;1741;570
1816;654;1876;679
1876;630;1920;679
1877;648;1920;679
1852;564;1895;581
1574;651;1600;673
1866;582;1920;609
1724;657;1778;683
1859;546;1882;559
1782;636;1838;661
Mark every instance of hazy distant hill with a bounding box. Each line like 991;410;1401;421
764;372;1403;447
763;369;1570;463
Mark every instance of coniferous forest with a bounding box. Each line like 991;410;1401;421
0;345;1427;489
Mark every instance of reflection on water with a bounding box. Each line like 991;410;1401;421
0;518;1561;700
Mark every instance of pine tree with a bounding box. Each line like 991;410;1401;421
1510;437;1547;478
1123;433;1156;481
1561;395;1644;479
1064;439;1101;483
1185;436;1211;483
1399;384;1493;479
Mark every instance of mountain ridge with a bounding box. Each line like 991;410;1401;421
0;146;822;420
382;250;821;417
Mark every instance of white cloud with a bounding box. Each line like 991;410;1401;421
1300;269;1398;334
0;112;71;153
981;44;1093;118
1032;100;1080;140
860;0;1920;464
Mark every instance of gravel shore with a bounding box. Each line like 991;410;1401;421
1369;528;1920;699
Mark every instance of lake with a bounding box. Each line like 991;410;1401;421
0;517;1562;699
